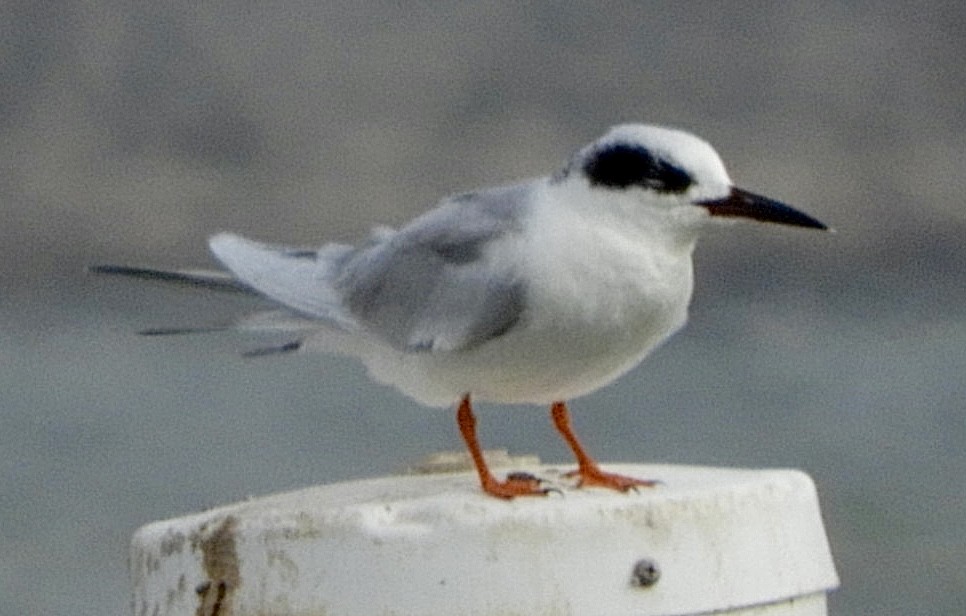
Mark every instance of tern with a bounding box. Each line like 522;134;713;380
93;124;827;498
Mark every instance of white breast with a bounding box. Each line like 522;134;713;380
357;183;699;407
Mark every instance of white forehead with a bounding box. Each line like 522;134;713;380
598;124;732;185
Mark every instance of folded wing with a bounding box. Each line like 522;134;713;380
211;183;533;353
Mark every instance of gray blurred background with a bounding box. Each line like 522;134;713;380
2;2;964;614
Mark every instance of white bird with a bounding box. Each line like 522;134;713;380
93;124;827;499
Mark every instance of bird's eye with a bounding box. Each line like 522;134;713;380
582;143;693;193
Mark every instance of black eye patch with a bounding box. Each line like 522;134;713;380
582;143;693;193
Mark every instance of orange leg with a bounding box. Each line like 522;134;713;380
551;401;657;491
457;395;548;499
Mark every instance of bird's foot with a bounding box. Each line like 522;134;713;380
566;465;659;492
480;471;552;499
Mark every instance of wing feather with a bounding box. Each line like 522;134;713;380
208;233;358;330
88;264;254;294
337;183;532;352
208;181;534;353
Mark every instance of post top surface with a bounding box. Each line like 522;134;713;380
132;463;839;616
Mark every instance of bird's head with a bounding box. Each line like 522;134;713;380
557;124;827;231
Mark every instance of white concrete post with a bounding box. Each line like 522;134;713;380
131;460;838;615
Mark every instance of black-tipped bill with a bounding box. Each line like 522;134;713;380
697;187;827;230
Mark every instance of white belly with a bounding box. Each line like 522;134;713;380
359;218;698;407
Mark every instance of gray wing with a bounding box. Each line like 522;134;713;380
336;182;533;353
209;233;360;330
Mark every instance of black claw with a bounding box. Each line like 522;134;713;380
628;479;664;494
505;471;540;482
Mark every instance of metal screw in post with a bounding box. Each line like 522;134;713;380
630;558;661;588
